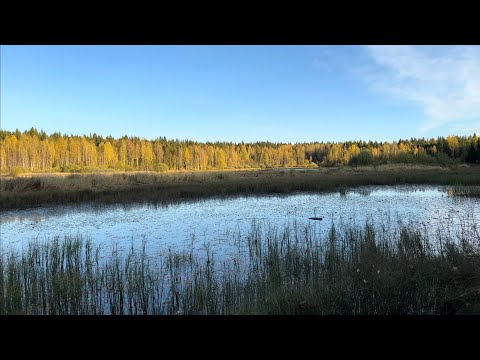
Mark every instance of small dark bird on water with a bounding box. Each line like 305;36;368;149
308;217;323;220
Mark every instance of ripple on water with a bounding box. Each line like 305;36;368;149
1;185;479;257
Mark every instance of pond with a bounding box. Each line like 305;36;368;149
1;185;479;258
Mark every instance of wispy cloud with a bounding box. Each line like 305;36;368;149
361;45;480;132
450;120;480;136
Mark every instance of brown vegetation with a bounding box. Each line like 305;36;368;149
2;165;480;210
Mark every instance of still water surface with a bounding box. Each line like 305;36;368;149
1;185;479;256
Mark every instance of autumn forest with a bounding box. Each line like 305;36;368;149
1;128;480;175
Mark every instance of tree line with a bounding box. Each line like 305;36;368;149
1;128;479;174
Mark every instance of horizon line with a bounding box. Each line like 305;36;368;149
2;127;478;145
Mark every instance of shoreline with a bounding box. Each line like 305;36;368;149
2;164;480;210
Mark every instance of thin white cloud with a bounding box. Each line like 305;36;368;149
361;45;480;132
450;120;480;136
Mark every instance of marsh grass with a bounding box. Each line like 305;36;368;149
2;165;480;210
1;220;479;315
448;185;480;198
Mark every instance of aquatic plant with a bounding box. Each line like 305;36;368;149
1;220;479;315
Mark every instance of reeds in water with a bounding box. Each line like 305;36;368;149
1;220;479;314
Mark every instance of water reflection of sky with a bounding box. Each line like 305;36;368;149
1;185;479;257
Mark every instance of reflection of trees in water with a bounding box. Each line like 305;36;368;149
350;185;448;197
356;189;372;196
2;192;296;223
387;185;447;194
0;185;468;226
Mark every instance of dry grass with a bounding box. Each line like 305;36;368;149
1;164;480;210
448;185;480;198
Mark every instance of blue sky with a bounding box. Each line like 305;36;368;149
1;45;479;143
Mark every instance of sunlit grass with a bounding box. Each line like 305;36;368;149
1;165;480;210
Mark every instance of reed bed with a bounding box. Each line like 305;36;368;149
2;165;480;210
448;185;480;198
1;220;479;315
